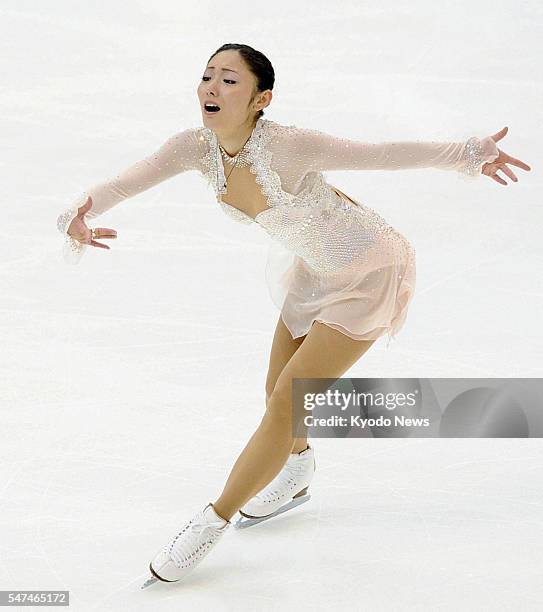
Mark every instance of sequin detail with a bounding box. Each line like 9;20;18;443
56;196;88;262
463;136;485;176
457;135;499;181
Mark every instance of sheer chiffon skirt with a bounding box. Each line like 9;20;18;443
265;189;416;347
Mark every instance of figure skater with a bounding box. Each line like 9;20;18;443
56;43;531;587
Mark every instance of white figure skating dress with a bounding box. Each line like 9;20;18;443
57;117;499;345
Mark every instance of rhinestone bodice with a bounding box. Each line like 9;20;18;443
199;120;378;272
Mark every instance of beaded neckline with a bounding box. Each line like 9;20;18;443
203;117;267;194
200;116;296;224
219;137;252;167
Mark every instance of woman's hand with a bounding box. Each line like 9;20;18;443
67;196;117;249
481;126;532;185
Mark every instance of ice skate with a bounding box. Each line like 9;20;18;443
234;444;316;529
141;502;230;588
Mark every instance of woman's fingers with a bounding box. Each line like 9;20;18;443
92;228;117;239
491;126;509;143
482;147;532;185
504;153;531;172
90;239;111;250
67;206;117;249
499;164;519;183
490;172;508;186
485;127;532;184
89;227;117;249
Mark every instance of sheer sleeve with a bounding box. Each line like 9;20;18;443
56;127;202;264
290;126;499;178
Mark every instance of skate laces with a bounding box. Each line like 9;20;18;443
166;508;226;568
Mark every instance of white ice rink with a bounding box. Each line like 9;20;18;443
2;0;542;609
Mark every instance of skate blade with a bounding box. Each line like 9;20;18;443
234;493;311;530
140;575;159;590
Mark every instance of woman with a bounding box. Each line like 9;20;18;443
56;43;531;586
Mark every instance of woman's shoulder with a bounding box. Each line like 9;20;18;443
171;125;215;160
262;117;298;133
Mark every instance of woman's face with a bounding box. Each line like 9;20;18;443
197;50;265;130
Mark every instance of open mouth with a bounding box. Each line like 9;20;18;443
204;103;221;114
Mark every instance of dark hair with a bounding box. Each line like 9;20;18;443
206;43;275;119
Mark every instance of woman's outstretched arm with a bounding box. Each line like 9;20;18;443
290;124;501;177
56;127;202;263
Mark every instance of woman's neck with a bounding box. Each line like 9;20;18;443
216;118;259;157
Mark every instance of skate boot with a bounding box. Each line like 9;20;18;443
234;444;316;529
141;502;230;588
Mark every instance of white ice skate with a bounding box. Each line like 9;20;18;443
141;502;230;589
234;444;316;529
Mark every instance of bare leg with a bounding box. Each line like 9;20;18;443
264;315;307;453
266;394;309;454
212;320;376;521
